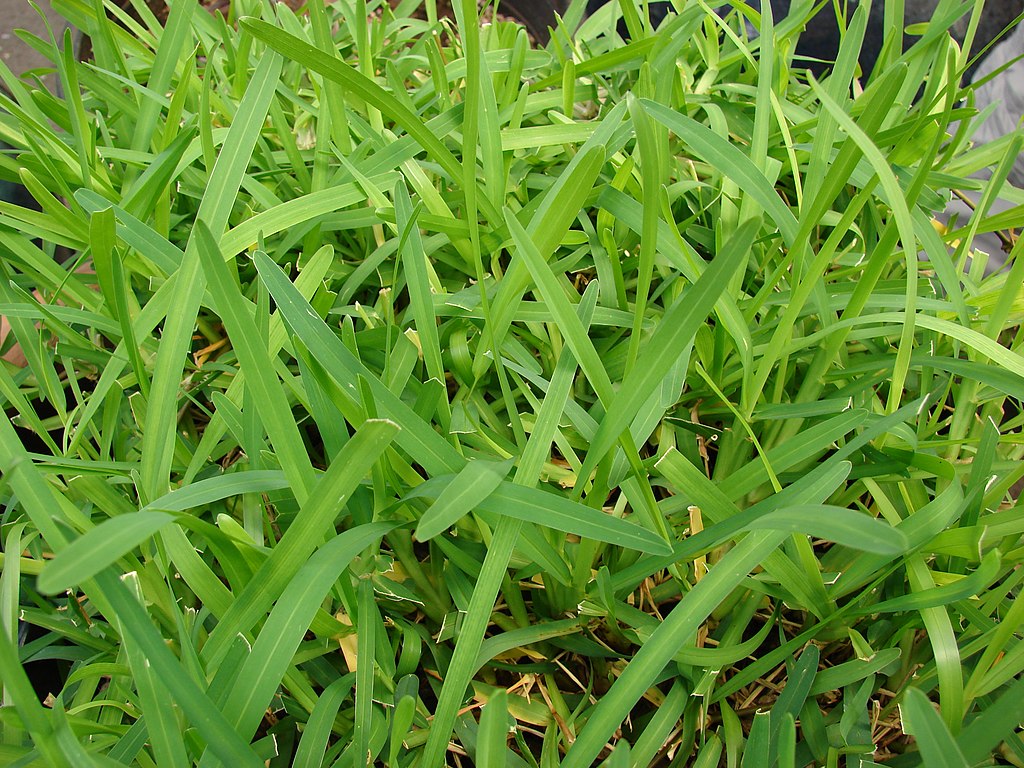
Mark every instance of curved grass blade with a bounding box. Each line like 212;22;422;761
128;0;194;154
238;18;500;225
39;471;290;593
406;471;670;554
141;471;291;514
0;627;68;766
856;550;1001;614
195;221;317;500
809;649;902;697
395;181;446;389
200;419;400;666
477;142;611;380
640;101;798;245
212;522;398;751
576;218;759;488
744;505;909;555
957;673;1024;765
806;77;919;415
474;619;582;675
254;251;461;477
561;529;790;768
900;688;969;768
479;483;672;555
39;512;172;595
140;51;283;501
415;458;514;541
504;207;614;403
93;570;264;768
906;554;965;731
618;458;854;594
220;177;398;257
293;675;355;768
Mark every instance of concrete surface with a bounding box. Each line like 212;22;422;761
1;0;66;87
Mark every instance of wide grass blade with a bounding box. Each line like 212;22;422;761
211;522;398;749
576;218;759;486
561;529;790;768
139;50;283;501
744;505;909;555
200;419;400;665
900;688;970;768
39;471;290;593
415;458;513;541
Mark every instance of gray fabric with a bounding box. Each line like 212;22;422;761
939;17;1024;270
969;20;1024;188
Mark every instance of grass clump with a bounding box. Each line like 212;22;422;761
2;0;1024;765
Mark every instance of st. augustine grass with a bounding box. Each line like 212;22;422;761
2;0;1024;765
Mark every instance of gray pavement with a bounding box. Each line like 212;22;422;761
1;0;66;87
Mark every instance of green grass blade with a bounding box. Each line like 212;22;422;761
38;512;172;594
212;522;398;751
421;516;522;764
195;223;317;498
238;17;500;225
119;573;190;768
254;251;462;477
640;101;797;245
906;554;966;731
200;420;399;666
479;483;672;555
768;644;818;757
900;688;969;768
740;710;770;768
394;181;446;391
94;570;264;767
576;218;759;486
561;530;789;768
0;627;64;765
39;471;290;593
957;674;1024;765
477;689;510;768
415;458;513;541
139;50;283;500
504;206;614;403
293;675;355;768
128;0;194;155
744;505;909;555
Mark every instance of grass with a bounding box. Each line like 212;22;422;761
1;0;1024;764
